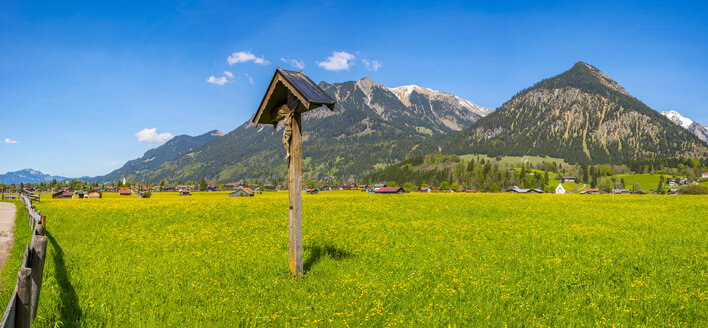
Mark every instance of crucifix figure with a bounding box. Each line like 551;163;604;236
251;68;336;277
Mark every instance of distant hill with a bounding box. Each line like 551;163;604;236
439;62;708;163
0;168;68;185
92;130;226;183
661;110;708;143
110;77;491;183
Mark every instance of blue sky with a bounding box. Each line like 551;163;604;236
1;0;706;177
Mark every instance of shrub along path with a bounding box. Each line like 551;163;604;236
0;202;16;279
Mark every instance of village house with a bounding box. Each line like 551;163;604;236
179;190;191;196
613;188;632;194
507;186;544;193
176;185;195;191
580;188;600;194
224;182;240;190
229;188;255;197
563;176;576;182
375;187;405;194
702;172;708;179
373;184;386;191
204;185;219;192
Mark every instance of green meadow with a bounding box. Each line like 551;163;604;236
1;192;706;326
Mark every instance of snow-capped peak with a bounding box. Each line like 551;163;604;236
387;85;441;104
661;110;694;129
386;84;493;117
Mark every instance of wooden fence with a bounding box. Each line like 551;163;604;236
0;195;18;201
1;192;47;328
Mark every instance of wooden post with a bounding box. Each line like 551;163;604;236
30;235;47;323
16;268;32;328
288;112;303;277
34;223;45;236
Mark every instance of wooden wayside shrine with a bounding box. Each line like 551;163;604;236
251;68;336;277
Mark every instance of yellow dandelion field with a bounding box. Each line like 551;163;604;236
1;191;706;326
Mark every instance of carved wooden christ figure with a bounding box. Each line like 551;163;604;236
251;68;336;276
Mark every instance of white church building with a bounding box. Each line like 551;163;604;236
555;183;566;194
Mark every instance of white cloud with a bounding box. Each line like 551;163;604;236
281;58;305;70
207;71;236;85
317;51;355;71
4;138;19;144
135;128;174;143
244;73;254;85
206;76;228;85
227;51;269;65
362;58;382;71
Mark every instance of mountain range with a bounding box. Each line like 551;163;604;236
0;169;68;185
89;78;491;183
4;62;707;185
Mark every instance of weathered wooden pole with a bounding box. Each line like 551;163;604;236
30;235;47;323
16;268;32;328
288;112;303;276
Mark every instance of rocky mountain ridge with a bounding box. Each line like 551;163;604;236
100;77;491;183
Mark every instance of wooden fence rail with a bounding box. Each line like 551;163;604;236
1;192;47;327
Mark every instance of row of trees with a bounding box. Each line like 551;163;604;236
363;155;557;192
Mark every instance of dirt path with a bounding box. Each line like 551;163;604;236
0;202;17;275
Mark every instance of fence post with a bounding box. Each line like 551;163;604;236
16;268;32;328
34;224;44;236
30;236;47;323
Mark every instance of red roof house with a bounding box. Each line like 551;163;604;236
375;187;405;194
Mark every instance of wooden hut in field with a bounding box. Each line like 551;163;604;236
306;188;319;195
52;191;73;199
136;191;151;198
118;189;132;196
179;190;191;196
229;188;255;197
87;190;102;198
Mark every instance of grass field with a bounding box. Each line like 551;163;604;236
616;174;664;191
1;192;707;326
